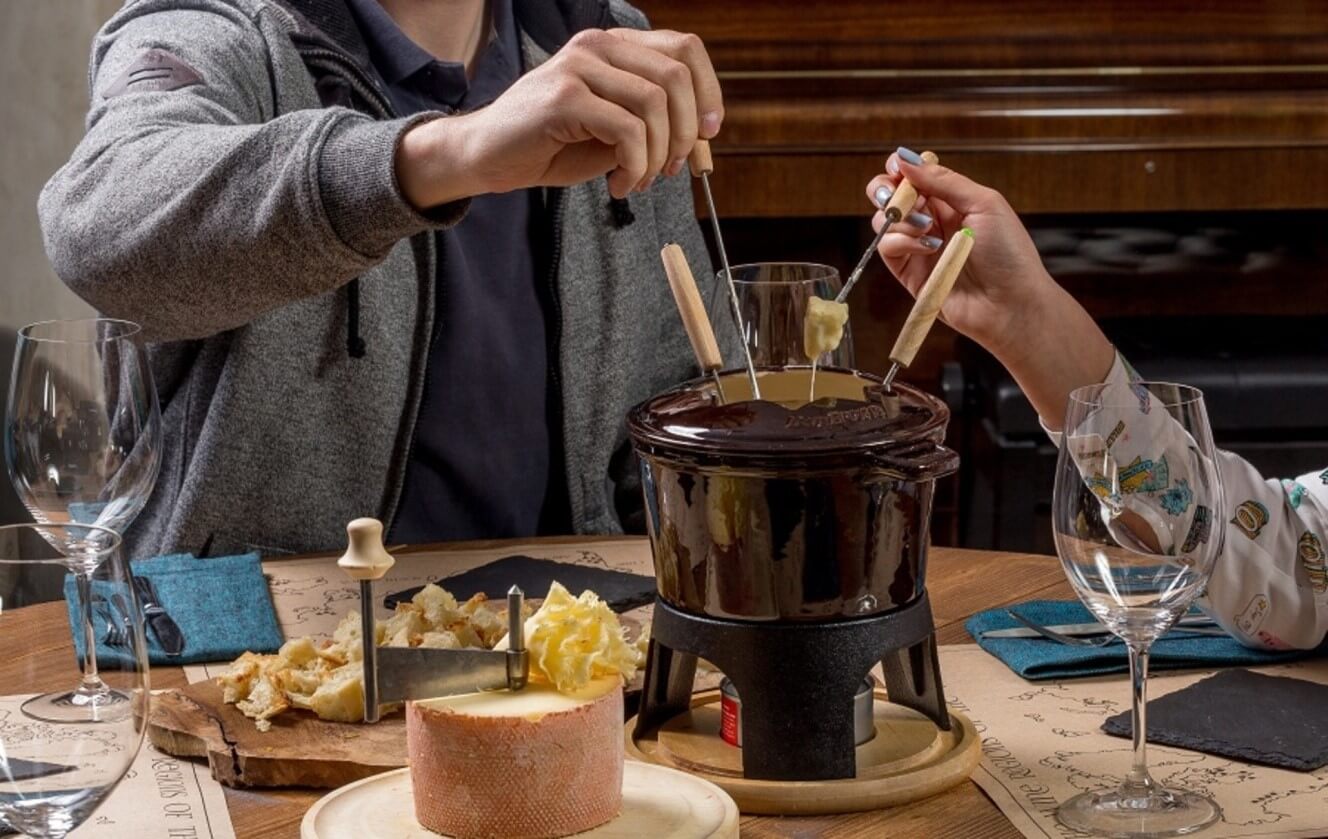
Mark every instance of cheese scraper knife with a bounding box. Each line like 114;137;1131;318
339;518;528;723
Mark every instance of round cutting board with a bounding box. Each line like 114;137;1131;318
627;689;981;816
301;760;738;839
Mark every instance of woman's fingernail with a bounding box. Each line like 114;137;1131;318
897;146;925;166
700;112;722;137
886;157;900;175
874;185;893;207
921;235;943;250
905;212;933;228
666;158;686;177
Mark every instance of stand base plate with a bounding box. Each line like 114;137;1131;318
626;689;980;815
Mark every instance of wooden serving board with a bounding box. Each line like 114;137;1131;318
149;681;406;789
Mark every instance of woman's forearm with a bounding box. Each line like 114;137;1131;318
987;280;1116;431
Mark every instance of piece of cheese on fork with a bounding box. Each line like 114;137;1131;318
406;676;624;839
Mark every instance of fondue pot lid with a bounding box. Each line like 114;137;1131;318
628;367;957;477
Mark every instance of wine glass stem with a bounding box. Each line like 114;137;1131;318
1125;642;1155;794
74;571;104;691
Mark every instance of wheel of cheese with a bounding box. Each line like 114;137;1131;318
406;676;624;839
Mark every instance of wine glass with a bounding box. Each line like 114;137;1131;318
5;319;161;722
1052;381;1224;837
715;263;855;368
0;523;148;838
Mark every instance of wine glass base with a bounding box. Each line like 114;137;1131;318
1057;786;1221;838
21;687;134;724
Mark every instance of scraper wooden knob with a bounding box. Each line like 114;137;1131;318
890;228;975;369
883;150;939;221
660;243;723;372
338;517;395;581
688;140;714;177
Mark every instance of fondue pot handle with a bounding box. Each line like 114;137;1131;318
870;443;960;480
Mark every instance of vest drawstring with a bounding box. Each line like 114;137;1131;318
346;278;367;359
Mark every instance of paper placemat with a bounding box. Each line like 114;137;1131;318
940;645;1328;838
0;693;235;839
184;538;658;684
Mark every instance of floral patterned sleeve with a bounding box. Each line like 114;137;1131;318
1044;352;1328;651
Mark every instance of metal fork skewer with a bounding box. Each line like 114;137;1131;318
689;142;760;399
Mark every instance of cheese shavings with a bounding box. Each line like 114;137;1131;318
518;582;640;693
803;296;849;360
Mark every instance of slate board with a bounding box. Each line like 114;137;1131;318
1101;668;1328;770
384;555;657;613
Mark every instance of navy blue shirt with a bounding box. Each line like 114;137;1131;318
346;0;558;541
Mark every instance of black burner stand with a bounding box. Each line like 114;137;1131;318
634;593;950;781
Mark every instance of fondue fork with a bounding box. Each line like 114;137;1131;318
688;141;760;399
661;242;728;403
836;150;940;304
338;518;529;724
882;227;975;391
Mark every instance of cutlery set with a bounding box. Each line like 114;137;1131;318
94;576;185;656
981;610;1227;646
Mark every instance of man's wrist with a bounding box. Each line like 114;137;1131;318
395;114;486;209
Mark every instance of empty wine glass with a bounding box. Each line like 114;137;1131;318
1052;381;1224;837
5;319;161;722
714;263;855;368
0;522;148;838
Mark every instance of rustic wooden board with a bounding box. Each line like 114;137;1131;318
148;681;406;789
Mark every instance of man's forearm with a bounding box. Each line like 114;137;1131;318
396;114;490;209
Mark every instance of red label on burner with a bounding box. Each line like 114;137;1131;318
720;692;740;746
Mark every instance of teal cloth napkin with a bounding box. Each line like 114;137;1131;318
64;552;284;665
965;599;1312;681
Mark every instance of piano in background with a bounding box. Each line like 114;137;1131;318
637;0;1328;548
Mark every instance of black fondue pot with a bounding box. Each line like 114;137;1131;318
628;366;958;622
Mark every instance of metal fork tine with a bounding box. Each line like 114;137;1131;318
1005;609;1117;648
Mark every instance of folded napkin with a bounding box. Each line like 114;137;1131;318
65;552;284;666
965;599;1309;681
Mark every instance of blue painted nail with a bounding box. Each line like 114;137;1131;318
905;212;933;228
921;235;943;250
874;185;893;207
897;146;925;166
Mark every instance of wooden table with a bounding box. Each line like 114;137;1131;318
4;541;1074;839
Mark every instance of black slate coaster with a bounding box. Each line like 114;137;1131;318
1101;668;1328;770
0;757;76;782
383;555;657;613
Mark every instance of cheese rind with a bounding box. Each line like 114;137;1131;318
407;677;624;838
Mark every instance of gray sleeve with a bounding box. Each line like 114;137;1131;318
37;2;466;342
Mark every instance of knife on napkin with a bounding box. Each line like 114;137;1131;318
131;576;186;656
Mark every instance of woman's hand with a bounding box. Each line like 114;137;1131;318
865;149;1115;427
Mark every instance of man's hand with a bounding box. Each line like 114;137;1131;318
396;28;724;207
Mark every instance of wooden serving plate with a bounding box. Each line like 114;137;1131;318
149;681;406;788
626;688;981;815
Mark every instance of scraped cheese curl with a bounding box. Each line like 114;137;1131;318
803;296;850;360
499;581;640;693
